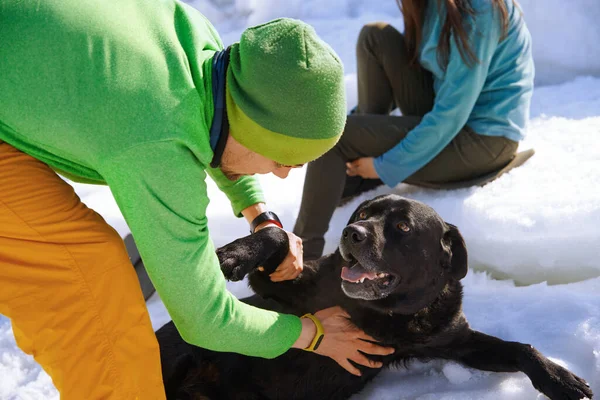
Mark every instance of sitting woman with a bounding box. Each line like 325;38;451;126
294;0;534;260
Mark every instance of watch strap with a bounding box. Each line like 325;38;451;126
300;313;325;352
250;211;283;233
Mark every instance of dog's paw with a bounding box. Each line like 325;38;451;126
219;259;246;281
217;243;256;282
216;228;290;281
533;360;593;400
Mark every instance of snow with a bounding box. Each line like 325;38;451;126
442;362;473;385
1;0;600;399
190;0;600;86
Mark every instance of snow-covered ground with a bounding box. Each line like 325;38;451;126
192;0;600;87
1;1;599;399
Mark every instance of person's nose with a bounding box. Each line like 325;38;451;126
273;166;292;179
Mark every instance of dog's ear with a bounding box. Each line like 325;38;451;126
441;223;468;280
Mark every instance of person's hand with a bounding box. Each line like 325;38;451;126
254;223;303;282
346;157;379;179
292;306;395;376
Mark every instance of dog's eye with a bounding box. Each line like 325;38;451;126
397;222;410;232
358;211;367;220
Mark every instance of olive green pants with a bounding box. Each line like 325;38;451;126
294;22;518;259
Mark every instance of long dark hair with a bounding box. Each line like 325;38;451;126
398;0;509;69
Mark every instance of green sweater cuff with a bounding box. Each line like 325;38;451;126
177;300;303;359
267;313;303;357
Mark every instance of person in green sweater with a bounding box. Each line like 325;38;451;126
0;1;393;398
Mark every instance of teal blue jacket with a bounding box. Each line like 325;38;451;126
374;0;534;186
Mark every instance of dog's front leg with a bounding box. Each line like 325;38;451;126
218;227;326;311
245;258;323;312
217;227;289;282
442;329;593;400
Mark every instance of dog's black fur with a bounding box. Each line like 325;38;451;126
157;194;593;400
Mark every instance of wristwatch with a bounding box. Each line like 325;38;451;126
250;211;283;233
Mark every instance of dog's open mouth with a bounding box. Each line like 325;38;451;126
341;264;395;287
340;257;400;300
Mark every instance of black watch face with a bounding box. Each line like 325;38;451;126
251;212;282;233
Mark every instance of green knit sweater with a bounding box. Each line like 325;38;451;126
0;0;301;358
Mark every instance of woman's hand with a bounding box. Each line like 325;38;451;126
292;306;395;376
346;158;379;179
254;222;303;282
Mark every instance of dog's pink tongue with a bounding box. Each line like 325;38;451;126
341;265;377;283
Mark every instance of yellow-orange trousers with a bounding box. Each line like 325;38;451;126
0;141;166;399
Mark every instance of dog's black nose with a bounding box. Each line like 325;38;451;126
343;225;367;244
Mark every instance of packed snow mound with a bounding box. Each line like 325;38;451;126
186;0;600;86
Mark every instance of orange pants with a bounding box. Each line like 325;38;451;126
0;141;166;399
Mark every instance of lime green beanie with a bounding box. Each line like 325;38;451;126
226;18;347;165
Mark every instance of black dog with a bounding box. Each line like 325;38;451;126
157;194;593;400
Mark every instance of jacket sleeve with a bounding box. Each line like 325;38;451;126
373;6;502;187
206;167;265;217
101;140;301;358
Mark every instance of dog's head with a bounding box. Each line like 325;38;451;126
339;194;467;314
